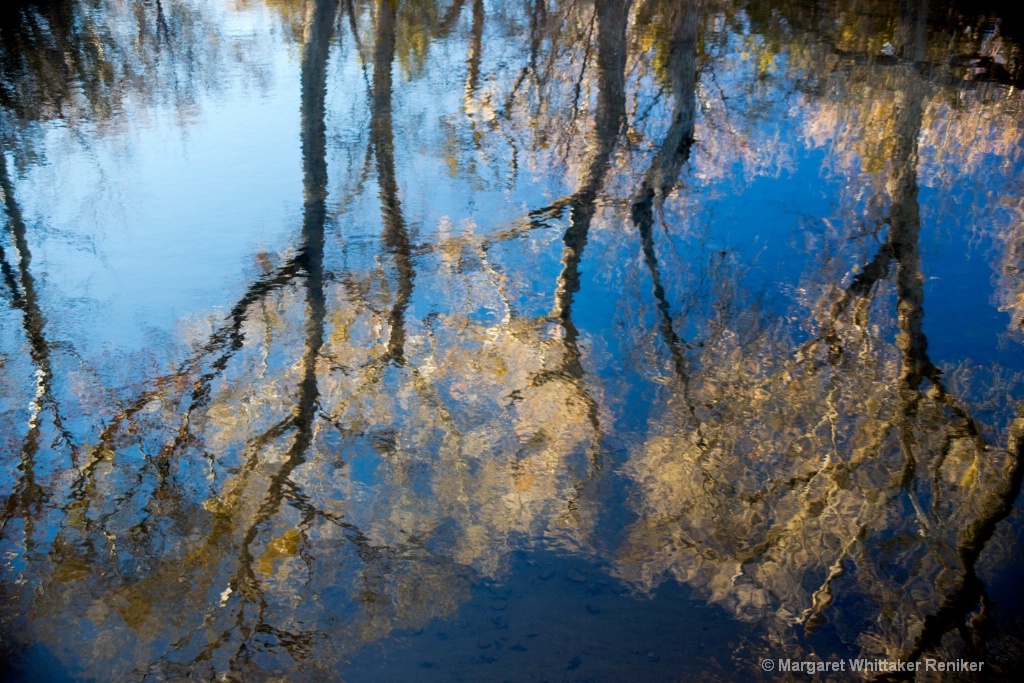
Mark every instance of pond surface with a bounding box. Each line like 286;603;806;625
2;0;1024;680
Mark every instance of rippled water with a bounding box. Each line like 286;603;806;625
2;0;1024;680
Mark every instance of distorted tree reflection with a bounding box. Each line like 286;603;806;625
0;0;240;149
1;0;1023;679
616;0;1024;674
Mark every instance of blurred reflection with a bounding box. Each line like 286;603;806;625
0;0;241;147
1;0;1024;679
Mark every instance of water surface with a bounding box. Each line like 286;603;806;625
2;0;1024;680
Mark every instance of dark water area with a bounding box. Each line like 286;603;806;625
2;0;1024;680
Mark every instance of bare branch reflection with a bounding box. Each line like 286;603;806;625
1;0;1024;679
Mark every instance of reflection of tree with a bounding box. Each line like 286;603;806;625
2;2;506;677
629;0;700;384
2;0;1024;679
221;0;336;667
0;0;231;143
2;2;344;678
0;152;77;529
615;1;1024;672
457;0;632;548
0;152;88;672
550;0;630;323
371;0;415;364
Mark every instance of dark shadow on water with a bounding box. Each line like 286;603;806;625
0;643;93;683
342;548;762;683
